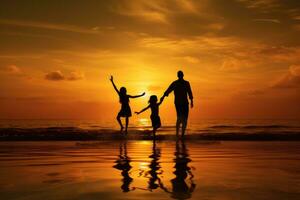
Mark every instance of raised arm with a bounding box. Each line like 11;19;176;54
109;75;119;94
129;92;145;98
135;105;150;115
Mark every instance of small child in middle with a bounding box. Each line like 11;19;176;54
135;95;163;137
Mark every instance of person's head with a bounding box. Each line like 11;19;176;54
177;70;184;80
149;95;158;105
120;87;127;96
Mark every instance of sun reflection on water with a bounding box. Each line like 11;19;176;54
138;118;151;126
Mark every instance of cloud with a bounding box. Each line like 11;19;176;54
116;0;202;24
45;71;65;81
247;89;266;96
220;58;250;71
290;65;300;76
233;88;267;100
221;58;241;71
0;19;100;34
138;36;242;52
272;65;300;89
8;65;21;74
0;65;23;75
237;0;280;10
67;71;85;81
114;1;169;24
253;18;281;23
182;56;200;64
45;70;85;81
292;16;300;20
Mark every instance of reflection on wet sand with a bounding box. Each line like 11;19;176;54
147;139;162;191
159;139;196;199
170;139;196;199
1;141;300;200
113;141;134;192
114;139;196;199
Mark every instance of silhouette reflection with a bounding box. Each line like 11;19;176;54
113;141;134;192
161;139;196;199
113;139;195;198
147;139;162;191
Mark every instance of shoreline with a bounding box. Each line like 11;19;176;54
1;127;300;141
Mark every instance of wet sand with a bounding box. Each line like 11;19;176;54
0;141;299;200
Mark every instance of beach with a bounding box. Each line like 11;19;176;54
0;140;300;200
0;119;300;199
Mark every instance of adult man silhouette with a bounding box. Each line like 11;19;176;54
161;71;193;136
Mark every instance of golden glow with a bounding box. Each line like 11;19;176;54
0;0;300;120
138;118;151;127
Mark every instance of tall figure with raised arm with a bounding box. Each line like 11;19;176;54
110;76;145;134
161;71;193;137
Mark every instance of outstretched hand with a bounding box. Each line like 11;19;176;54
141;92;146;96
109;75;113;81
135;111;140;115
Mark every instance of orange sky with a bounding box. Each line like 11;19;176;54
0;0;300;120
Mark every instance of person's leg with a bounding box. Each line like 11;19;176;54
176;118;181;136
181;104;189;137
153;127;157;138
117;114;123;132
182;117;187;136
175;104;181;137
125;117;129;134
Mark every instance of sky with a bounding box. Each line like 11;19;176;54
0;0;300;121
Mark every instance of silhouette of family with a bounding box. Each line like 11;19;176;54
110;70;193;137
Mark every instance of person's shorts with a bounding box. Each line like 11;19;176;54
175;103;189;119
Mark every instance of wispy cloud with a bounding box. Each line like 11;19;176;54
272;65;300;89
67;71;85;81
0;19;100;34
45;70;85;81
114;0;201;24
0;65;22;75
237;0;280;10
114;1;169;24
292;16;300;21
253;18;281;23
220;58;251;72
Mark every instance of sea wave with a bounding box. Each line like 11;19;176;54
0;127;300;141
208;125;294;129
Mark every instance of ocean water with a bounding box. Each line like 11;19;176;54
0;119;299;140
0;140;299;200
0;119;299;133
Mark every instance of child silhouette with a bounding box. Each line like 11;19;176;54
110;75;145;134
135;95;163;137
